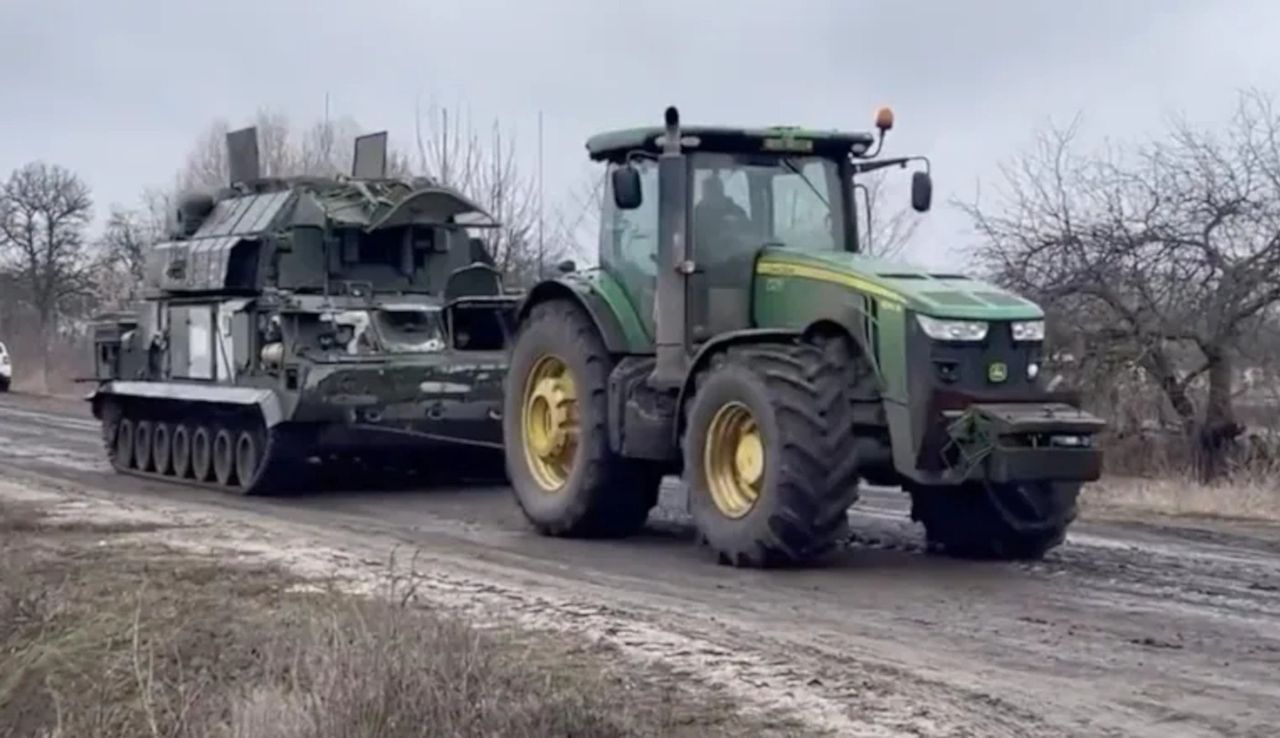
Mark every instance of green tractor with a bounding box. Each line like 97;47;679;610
502;105;1104;567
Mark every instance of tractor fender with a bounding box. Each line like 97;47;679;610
517;277;646;355
674;328;800;440
674;322;883;442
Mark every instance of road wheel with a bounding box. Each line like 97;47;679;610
152;422;172;476
234;429;261;493
113;416;136;471
503;299;663;538
191;426;212;481
213;427;236;487
909;481;1080;560
683;342;862;567
171;425;192;479
134;420;154;472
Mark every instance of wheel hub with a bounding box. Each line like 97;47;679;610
704;401;763;519
521;355;578;492
526;376;573;457
733;431;764;485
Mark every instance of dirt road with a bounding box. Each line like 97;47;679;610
0;391;1276;737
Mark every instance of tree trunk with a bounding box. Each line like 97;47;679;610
1143;349;1197;433
35;312;52;395
1195;349;1242;483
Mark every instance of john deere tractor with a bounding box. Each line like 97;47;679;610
502;106;1104;567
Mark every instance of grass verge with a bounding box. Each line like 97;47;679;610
1082;475;1280;523
0;500;772;738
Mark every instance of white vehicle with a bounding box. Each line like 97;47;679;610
0;341;9;392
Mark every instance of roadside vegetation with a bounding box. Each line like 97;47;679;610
0;499;775;738
960;88;1280;516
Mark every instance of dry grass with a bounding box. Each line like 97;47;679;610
0;500;766;738
1085;427;1280;522
1083;475;1280;522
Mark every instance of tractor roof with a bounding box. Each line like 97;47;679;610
585;125;877;162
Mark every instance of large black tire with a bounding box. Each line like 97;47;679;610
682;340;863;568
0;376;9;392
909;481;1081;560
503;299;664;538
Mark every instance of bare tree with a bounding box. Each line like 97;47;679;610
856;169;923;258
179;118;231;192
550;166;606;266
178;108;376;191
414;100;484;195
960;89;1280;480
0;161;95;388
94;204;163;308
411;101;568;286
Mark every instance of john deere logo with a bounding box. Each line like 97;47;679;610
988;362;1008;383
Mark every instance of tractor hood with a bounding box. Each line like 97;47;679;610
755;249;1043;321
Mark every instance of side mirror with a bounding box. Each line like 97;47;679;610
612;166;642;210
911;170;933;212
556;259;577;274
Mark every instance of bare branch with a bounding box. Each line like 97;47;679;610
961;89;1280;456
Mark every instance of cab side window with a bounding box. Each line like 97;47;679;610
599;159;660;337
602;160;659;277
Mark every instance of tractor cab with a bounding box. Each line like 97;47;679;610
586;108;932;382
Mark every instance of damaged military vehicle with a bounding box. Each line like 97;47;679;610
88;127;518;494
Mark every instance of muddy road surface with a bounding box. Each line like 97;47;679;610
1;391;1277;737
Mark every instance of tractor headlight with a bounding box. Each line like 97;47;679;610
1011;320;1045;342
916;315;988;342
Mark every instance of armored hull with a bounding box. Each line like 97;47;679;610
89;126;519;494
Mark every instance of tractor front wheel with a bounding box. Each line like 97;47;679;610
683;342;862;567
909;481;1080;560
503;299;664;538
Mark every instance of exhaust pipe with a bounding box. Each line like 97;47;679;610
650;106;690;388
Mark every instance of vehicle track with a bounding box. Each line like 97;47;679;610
1;392;1277;737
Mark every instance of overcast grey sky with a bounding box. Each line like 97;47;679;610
3;0;1278;268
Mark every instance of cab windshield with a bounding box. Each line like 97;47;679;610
691;152;845;254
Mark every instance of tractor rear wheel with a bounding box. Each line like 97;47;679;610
909;481;1080;560
682;341;863;567
503;299;664;538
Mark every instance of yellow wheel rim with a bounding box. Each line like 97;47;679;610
703;401;764;519
521;354;579;492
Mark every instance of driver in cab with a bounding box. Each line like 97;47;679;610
694;173;754;262
694;174;748;228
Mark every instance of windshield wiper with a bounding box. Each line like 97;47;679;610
782;158;829;207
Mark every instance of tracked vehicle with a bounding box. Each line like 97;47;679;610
90;127;519;494
502;106;1105;566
